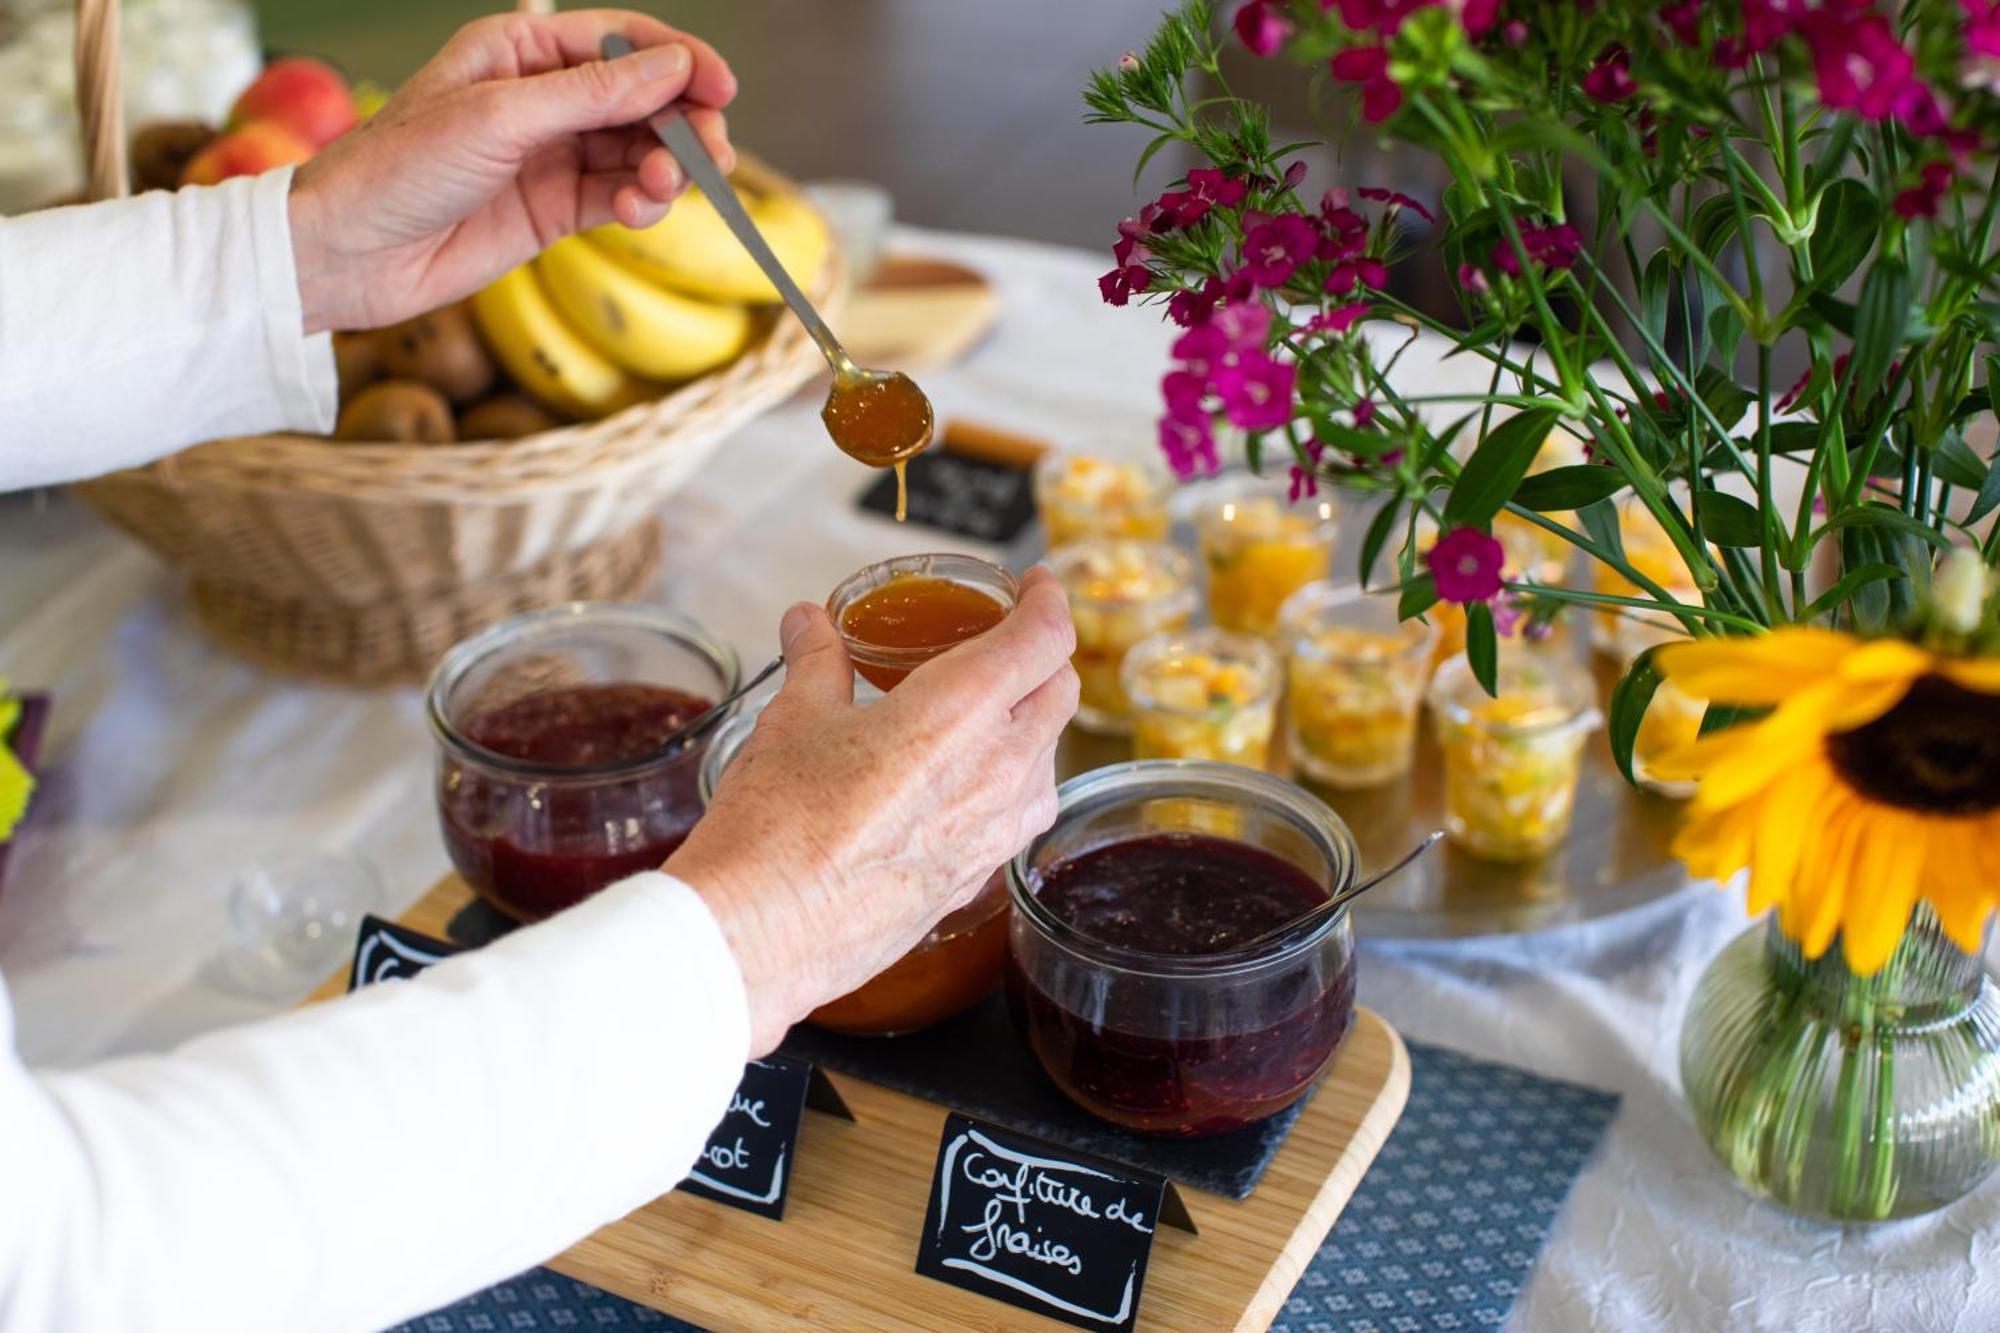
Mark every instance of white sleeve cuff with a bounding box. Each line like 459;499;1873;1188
248;166;337;436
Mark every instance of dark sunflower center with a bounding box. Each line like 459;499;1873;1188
1824;675;2000;816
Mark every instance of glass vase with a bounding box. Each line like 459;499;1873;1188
1681;905;2000;1222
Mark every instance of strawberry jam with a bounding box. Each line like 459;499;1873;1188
1009;832;1355;1137
438;682;713;921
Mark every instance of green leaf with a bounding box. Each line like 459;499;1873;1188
1692;367;1753;434
1823;502;1952;550
1443;406;1563;528
1806;179;1877;292
1491;118;1609;172
1398;573;1439;620
1512;465;1627;511
1968;449;2000;524
1359;497;1402;589
1579;497;1625;563
1465;600;1498;695
1607;647;1665;786
1805;290;1857;337
1803;562;1905;621
1694;490;1764;547
1933;431;1991;490
1849;259;1912;395
1699;702;1765;737
1639;250;1674;348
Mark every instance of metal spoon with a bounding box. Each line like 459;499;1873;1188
602;34;934;467
1221;830;1444;956
662;655;782;755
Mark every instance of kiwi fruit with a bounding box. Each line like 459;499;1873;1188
378;302;497;404
130;121;217;193
459;393;562;441
333;331;385;402
334;380;456;444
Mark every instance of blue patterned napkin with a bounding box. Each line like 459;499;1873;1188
390;1041;1618;1333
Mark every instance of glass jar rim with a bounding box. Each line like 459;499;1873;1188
1190;470;1339;532
1120;627;1280;713
426;602;742;781
1428;648;1600;737
1033;447;1175;501
1047;539;1197;610
826;552;1020;670
1007;759;1358;979
1278;580;1438;660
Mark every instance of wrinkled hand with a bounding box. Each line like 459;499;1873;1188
670;568;1079;1054
288;9;737;334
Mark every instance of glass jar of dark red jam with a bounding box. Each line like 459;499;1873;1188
427;604;740;922
702;687;1011;1036
1007;760;1359;1138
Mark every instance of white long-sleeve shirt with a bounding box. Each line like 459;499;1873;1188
0;170;752;1331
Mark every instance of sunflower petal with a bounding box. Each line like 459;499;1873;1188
1689;682;1846;811
1920;853;1993;956
1788;798;1860;959
1673;798;1758;885
1940;658;2000;694
1657;628;1861;705
1840;813;1923;975
1836;639;1935;683
1747;762;1827;920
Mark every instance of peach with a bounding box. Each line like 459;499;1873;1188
179;121;315;186
228;57;356;149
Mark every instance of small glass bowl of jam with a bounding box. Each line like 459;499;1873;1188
426;604;739;922
1049;539;1198;735
1121;627;1280;769
1033;450;1175;549
1278;581;1436;789
829;553;1018;692
1429;642;1601;862
701;689;1012;1037
1007;760;1359;1137
1193;474;1338;637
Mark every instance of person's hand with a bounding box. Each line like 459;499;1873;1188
669;568;1079;1054
287;10;737;334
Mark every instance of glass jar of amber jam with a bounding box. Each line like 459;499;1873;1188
1007;760;1359;1137
1278;581;1436;789
1049;539;1198;735
829;553;1018;691
701;688;1011;1036
1033;450;1175;549
426;605;740;922
1193;474;1338;637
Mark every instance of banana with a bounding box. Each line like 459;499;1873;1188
535;236;753;381
468;265;654;422
586;186;830;305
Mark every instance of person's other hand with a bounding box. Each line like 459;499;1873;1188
287;9;736;334
670;568;1079;1054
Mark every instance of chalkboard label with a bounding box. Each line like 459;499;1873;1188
916;1113;1194;1330
679;1054;850;1221
857;447;1036;543
347;916;464;992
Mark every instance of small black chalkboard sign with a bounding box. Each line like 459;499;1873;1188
856;446;1037;543
678;1054;852;1221
346;916;464;992
916;1113;1195;1331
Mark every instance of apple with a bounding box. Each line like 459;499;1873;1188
179;121;315;186
228;57;357;149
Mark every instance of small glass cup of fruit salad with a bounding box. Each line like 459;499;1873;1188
1429;641;1601;862
427;604;740;922
1611;617;1704;798
1033;449;1175;548
1121;627;1281;769
1049;539;1199;734
1589;498;1699;654
828;553;1018;691
1193;474;1339;637
1006;759;1359;1137
1278;581;1436;789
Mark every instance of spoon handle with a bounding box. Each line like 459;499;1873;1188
602;35;851;376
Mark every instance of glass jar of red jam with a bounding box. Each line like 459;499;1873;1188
1007;760;1359;1138
426;604;741;922
701;687;1011;1036
827;553;1018;691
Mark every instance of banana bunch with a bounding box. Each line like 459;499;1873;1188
470;185;831;423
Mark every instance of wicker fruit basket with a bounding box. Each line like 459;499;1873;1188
66;0;839;686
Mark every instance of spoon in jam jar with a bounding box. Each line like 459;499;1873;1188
603;35;934;518
1220;829;1444;956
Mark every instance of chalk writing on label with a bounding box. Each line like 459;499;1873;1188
677;1056;815;1221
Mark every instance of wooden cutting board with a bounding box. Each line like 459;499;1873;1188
319;875;1410;1332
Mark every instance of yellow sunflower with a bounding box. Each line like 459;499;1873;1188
1652;628;2000;975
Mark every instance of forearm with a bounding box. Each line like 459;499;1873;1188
0;871;748;1333
0;169;336;490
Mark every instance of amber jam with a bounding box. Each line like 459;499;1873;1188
1008;762;1358;1139
822;372;934;521
438;682;715;921
829;555;1018;691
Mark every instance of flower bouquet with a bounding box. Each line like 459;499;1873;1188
1088;0;2000;1218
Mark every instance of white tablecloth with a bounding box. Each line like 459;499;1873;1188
1;227;1991;1332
